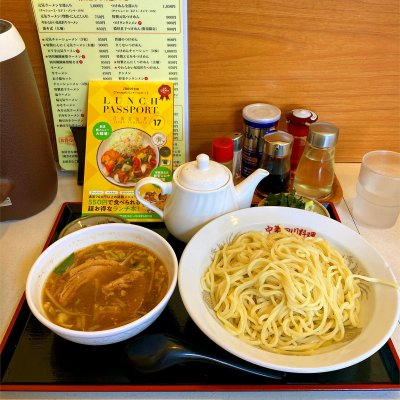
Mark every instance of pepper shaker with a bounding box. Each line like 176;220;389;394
241;103;281;177
229;132;243;183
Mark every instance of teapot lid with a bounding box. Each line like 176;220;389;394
177;154;230;191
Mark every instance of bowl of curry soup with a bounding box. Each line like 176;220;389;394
26;223;178;345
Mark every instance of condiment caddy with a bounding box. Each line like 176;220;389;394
212;103;341;202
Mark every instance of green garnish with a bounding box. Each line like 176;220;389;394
261;190;308;209
54;253;75;275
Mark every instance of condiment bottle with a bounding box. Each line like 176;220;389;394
256;131;293;196
242;103;281;177
293;122;339;200
229;132;243;183
212;137;234;172
286;109;318;173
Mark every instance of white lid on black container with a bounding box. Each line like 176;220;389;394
0;20;25;62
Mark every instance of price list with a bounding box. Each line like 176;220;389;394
31;0;188;170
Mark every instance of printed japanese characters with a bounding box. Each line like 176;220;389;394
82;81;174;222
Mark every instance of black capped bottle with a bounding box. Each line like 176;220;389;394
256;131;293;196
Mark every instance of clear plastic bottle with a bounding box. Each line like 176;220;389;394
293;122;339;200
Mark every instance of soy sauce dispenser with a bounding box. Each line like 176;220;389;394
256;131;293;196
0;20;58;221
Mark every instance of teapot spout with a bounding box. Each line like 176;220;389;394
234;168;269;209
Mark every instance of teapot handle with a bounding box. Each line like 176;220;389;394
134;177;172;218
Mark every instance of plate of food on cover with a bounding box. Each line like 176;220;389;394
97;128;159;187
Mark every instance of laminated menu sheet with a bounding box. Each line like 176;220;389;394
30;0;188;171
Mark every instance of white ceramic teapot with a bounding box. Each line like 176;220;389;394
135;154;269;242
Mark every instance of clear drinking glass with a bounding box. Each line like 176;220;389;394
353;150;400;228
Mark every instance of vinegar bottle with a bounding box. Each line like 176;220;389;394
293;122;339;200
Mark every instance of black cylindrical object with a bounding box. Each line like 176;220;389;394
0;20;58;221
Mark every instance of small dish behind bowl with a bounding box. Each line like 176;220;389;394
258;192;330;217
26;223;178;345
59;214;129;238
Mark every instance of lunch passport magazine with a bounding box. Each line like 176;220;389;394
82;81;174;222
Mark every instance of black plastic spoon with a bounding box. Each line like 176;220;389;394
125;333;285;380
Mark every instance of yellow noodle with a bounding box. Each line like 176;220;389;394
201;229;399;355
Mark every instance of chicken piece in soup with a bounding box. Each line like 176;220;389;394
42;241;169;331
